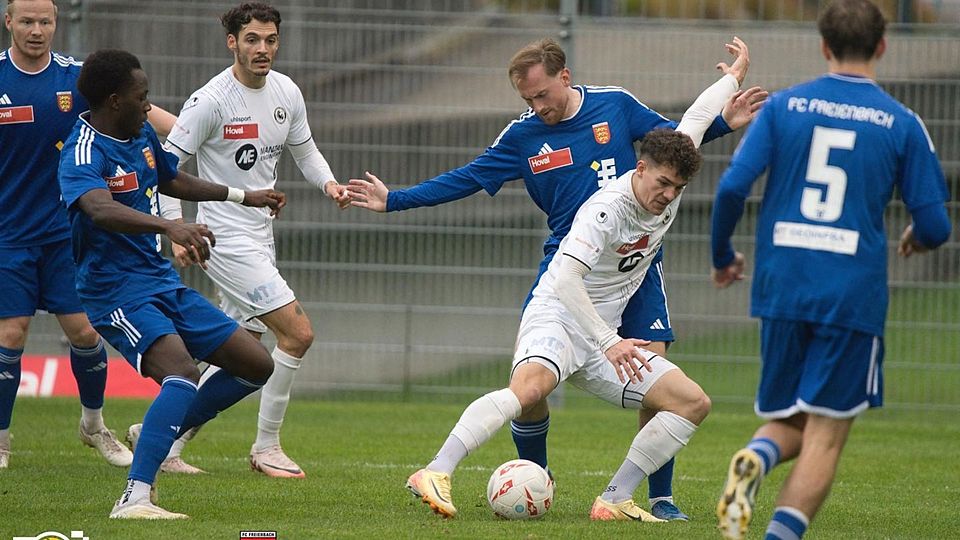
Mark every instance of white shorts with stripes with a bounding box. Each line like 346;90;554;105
511;306;677;409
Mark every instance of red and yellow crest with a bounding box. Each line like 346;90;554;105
56;91;73;113
592;122;611;145
142;147;156;169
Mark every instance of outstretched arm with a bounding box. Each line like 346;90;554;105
347;169;486;213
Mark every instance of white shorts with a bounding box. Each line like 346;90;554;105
203;234;296;333
511;308;677;409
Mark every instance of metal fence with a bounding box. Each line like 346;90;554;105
8;1;958;410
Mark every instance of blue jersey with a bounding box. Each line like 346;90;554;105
712;73;950;336
58;115;184;320
388;85;729;254
0;50;87;247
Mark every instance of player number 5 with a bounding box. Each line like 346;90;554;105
800;126;856;222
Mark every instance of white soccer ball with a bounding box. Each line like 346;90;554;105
486;459;554;520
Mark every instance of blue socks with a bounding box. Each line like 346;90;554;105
128;376;198;484
648;457;675;500
511;415;549;469
70;339;107;410
748;437;782;476
178;368;265;436
0;346;23;430
765;506;809;539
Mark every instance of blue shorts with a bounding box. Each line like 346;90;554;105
757;319;883;419
0;240;84;317
90;288;238;375
525;247;674;343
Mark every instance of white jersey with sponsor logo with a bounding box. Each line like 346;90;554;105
166;67;311;241
530;170;681;329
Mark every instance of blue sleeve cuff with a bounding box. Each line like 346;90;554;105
911;203;952;249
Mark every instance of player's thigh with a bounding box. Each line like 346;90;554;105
567;346;678;410
257;299;313;346
37;239;85;315
799;324;883;417
619;255;675;344
641;367;710;423
204;236;294;334
0;245;42;320
90;293;198;381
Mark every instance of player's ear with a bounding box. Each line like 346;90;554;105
820;39;833;62
559;67;571;87
226;33;238;53
874;37;886;61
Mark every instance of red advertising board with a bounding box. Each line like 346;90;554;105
17;356;158;398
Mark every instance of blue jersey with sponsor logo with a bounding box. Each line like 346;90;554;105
711;74;950;336
58;115;184;319
387;85;729;254
0;50;88;247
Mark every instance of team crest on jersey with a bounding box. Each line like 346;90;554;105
105;171;139;194
616;235;649;255
56;91;73;113
274;107;287;124
142;147;156;169
592;122;611;144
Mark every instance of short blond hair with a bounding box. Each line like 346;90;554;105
507;38;566;86
7;0;59;16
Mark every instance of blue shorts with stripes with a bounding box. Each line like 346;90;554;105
90;287;238;375
757;318;884;419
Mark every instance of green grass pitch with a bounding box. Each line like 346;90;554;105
2;397;958;539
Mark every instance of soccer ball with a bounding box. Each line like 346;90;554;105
486;459;554;520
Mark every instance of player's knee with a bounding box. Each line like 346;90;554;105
67;325;101;349
278;326;313;357
0;320;29;349
686;390;711;425
675;378;712;425
143;356;201;385
240;348;274;384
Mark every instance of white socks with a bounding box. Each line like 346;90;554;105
627;411;697;475
119;478;152;505
428;389;522;475
253;347;302;452
81;405;106;433
603;411;697;503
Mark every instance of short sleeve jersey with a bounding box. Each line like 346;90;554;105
0;50;88;247
165;67;311;242
719;74;948;335
532;170;682;328
58;115;183;319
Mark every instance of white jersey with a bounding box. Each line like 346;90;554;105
166;67;312;242
531;170;681;328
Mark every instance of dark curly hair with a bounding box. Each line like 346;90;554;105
77;49;142;110
638;129;702;181
818;0;886;62
221;2;281;37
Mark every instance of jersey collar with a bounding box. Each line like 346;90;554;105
5;49;52;75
